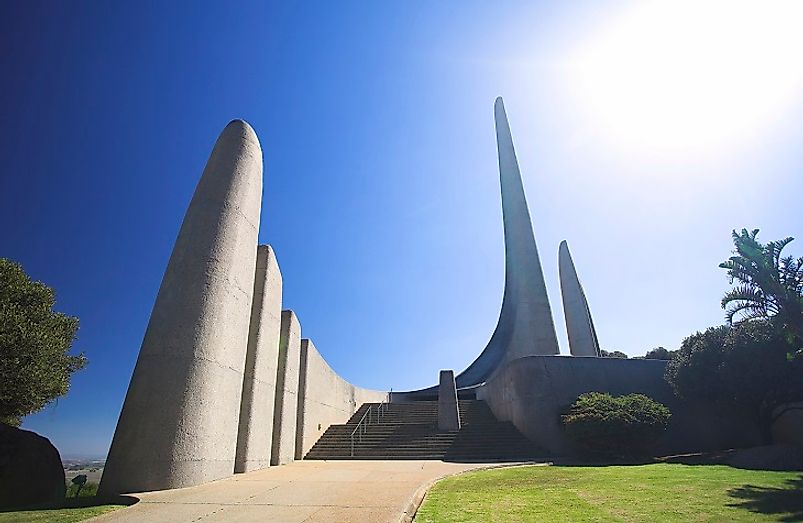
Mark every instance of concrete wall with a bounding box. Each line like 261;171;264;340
271;310;301;466
295;339;386;459
100;120;263;495
235;245;282;473
478;355;761;456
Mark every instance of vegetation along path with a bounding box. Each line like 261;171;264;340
415;463;803;522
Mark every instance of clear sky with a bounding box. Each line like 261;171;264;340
2;1;802;458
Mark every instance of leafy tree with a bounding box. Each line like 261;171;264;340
720;229;803;348
0;259;86;426
561;392;671;456
600;349;628;359
665;321;803;443
643;347;675;360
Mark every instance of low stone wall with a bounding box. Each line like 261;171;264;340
478;355;761;456
295;340;386;458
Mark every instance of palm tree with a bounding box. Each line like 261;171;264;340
719;229;803;344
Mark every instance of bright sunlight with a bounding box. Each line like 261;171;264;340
565;0;803;155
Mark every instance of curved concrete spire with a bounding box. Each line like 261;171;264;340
559;240;601;357
400;98;559;398
100;120;263;494
453;97;559;387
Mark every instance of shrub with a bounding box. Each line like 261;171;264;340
66;480;98;498
665;321;803;443
600;349;628;358
644;347;676;360
561;392;671;456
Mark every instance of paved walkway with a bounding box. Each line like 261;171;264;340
94;460;525;523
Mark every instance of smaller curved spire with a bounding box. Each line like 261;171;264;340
559;240;601;357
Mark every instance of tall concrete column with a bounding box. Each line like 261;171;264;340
453;97;560;389
438;370;461;431
294;338;312;460
271;310;301;466
235;245;283;473
559;240;601;357
100;120;263;494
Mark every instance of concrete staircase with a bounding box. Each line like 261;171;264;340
304;400;542;461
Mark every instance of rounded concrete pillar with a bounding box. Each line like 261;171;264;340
100;120;263;494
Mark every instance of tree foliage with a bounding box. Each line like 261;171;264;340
0;259;86;426
561;392;671;456
665;321;803;442
720;229;803;347
643;347;676;360
600;349;628;359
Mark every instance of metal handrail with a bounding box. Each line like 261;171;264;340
376;388;392;423
350;405;373;457
350;389;393;457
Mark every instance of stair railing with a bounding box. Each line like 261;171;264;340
377;388;392;424
350;405;373;457
350;389;393;457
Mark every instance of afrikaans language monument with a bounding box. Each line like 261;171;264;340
99;98;752;495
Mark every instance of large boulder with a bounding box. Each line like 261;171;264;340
772;403;803;447
0;424;66;509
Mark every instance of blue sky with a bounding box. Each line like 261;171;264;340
3;1;803;458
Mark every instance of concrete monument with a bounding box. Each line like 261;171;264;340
235;245;283;473
399;97;559;399
559;240;601;357
438;370;461;431
271;310;302;466
100;120;263;494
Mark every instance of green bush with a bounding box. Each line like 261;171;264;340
66;481;98;498
561;392;671;456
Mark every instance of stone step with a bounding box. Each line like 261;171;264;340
307;399;542;461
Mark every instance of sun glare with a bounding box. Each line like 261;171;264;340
565;1;803;155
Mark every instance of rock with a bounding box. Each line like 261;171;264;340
0;424;66;509
772;403;803;447
726;444;803;472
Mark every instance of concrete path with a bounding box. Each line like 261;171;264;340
94;460;522;523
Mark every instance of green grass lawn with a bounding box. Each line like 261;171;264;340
0;504;122;523
415;464;803;522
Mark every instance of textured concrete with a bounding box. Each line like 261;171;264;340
558;240;601;357
95;460;520;523
455;97;559;385
100;120;263;495
398;98;558;400
437;370;461;431
295;339;385;459
235;245;283;473
271;310;301;466
478;355;762;455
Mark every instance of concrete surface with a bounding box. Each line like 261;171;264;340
271;310;302;466
235;245;283;473
295;340;385;459
478;355;762;455
437;370;460;431
398;97;559;399
558;240;601;357
100;119;263;494
95;460;519;523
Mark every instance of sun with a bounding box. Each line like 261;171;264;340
564;0;803;155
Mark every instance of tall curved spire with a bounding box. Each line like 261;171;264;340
399;98;559;398
559;240;601;357
452;97;559;388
